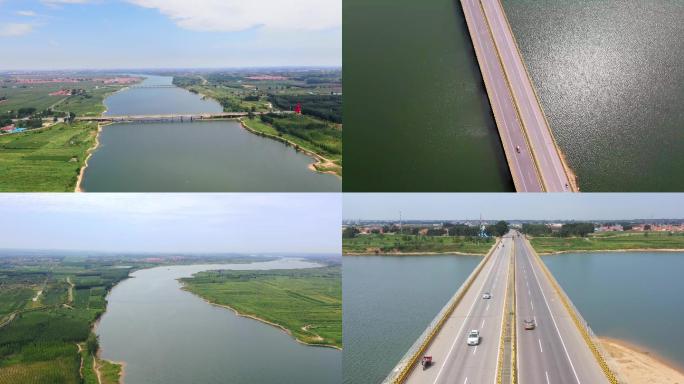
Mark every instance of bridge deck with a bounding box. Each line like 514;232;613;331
515;235;609;383
461;0;574;192
403;237;512;384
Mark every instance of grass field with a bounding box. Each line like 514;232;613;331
181;266;342;349
0;122;98;192
343;234;495;255
530;232;684;254
242;116;342;176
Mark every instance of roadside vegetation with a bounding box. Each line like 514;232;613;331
0;122;98;192
343;222;507;255
181;266;342;349
343;234;495;255
529;231;684;254
0;262;130;384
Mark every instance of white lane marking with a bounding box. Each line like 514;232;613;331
524;242;581;384
481;319;486;328
546;371;550;384
431;244;502;384
464;378;469;384
530;301;534;311
486;302;490;311
526;280;529;287
539;338;543;353
528;289;531;296
473;345;478;355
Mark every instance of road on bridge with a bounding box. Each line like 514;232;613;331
405;236;512;384
461;0;574;192
515;233;609;384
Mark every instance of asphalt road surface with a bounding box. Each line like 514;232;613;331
461;0;573;192
405;236;512;384
480;0;572;192
515;234;609;384
461;0;543;192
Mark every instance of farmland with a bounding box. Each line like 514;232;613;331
0;259;131;384
181;265;342;349
0;122;98;192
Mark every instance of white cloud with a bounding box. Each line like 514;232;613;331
126;0;341;32
16;10;38;17
0;23;34;37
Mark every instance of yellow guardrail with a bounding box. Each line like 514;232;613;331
496;243;513;384
527;241;619;384
389;239;501;384
510;242;517;384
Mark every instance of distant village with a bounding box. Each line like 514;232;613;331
343;220;684;237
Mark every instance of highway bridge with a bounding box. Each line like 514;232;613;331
461;0;576;192
76;111;291;124
385;232;619;384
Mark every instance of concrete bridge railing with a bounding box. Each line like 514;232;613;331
382;239;501;384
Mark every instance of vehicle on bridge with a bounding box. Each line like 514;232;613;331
482;292;491;299
523;319;536;330
467;330;480;346
421;355;433;370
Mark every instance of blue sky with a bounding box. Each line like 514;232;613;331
0;0;341;70
343;194;684;221
0;194;341;254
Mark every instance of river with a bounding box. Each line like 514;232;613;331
543;251;684;369
342;255;481;384
96;258;341;384
80;75;341;192
344;0;683;191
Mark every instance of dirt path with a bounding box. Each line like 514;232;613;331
67;276;74;304
93;353;103;384
76;343;84;379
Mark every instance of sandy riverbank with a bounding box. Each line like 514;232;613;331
539;248;684;256
179;282;341;351
75;123;110;192
601;337;684;384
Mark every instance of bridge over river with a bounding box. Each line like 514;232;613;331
76;111;292;123
461;0;576;192
384;231;621;384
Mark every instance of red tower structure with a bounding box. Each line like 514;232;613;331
294;103;302;115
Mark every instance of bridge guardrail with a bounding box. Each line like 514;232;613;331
526;241;622;384
382;239;501;384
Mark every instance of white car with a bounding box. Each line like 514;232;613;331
467;330;480;346
482;292;491;299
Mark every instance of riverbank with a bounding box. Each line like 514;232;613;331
343;234;495;255
601;337;684;384
75;122;108;192
239;117;342;177
343;251;486;256
180;266;342;349
539;248;684;256
529;233;684;254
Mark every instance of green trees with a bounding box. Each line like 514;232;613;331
522;223;552;236
86;333;99;355
559;223;595;237
343;226;360;239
